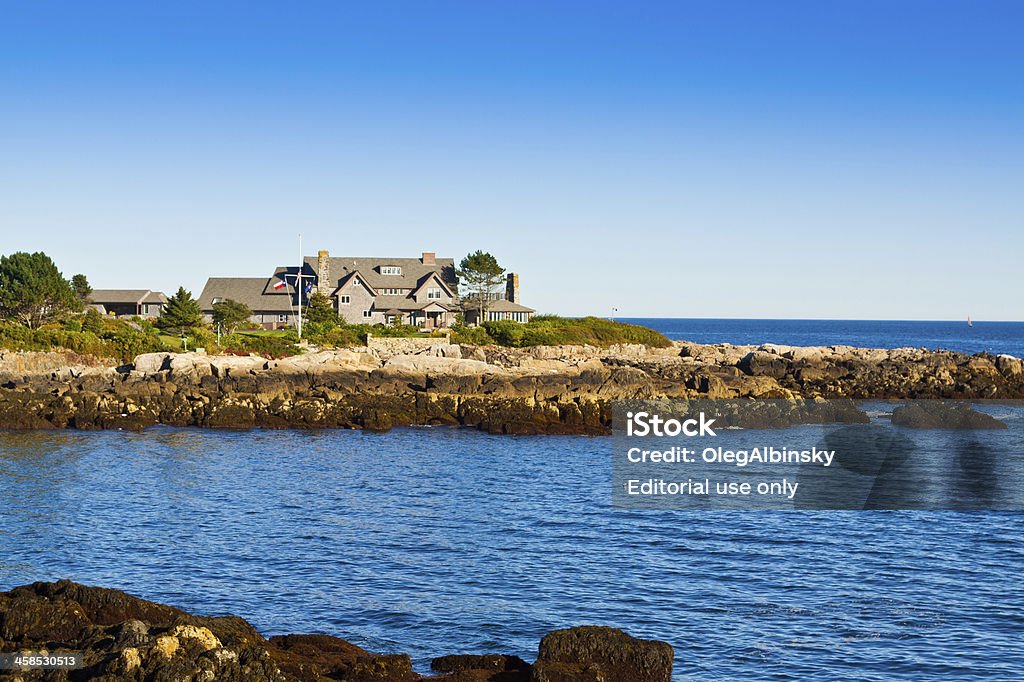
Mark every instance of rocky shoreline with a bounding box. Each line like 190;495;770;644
0;580;673;681
0;341;1022;434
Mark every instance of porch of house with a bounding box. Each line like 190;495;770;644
401;303;452;329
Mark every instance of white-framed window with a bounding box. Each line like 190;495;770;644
340;295;351;304
427;287;442;299
381;288;407;295
278;314;288;322
380;266;402;275
212;297;224;304
363;310;373;318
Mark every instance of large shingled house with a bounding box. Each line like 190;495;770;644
197;250;534;330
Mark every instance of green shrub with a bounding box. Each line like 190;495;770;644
320;326;364;347
82;308;104;334
482;320;525;346
0;319;164;362
218;331;301;358
190;327;217;349
64;319;83;332
371;323;423;338
450;325;494;346
478;315;670;348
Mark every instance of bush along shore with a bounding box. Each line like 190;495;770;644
1;340;1023;433
0;581;674;681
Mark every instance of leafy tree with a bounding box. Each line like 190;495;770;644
211;298;252;334
71;273;92;302
457;250;505;322
83;307;104;334
156;287;204;336
305;291;338;324
0;251;80;327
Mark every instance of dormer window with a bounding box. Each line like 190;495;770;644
380;266;402;275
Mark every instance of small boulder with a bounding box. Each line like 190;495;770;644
133;352;171;374
533;626;673;682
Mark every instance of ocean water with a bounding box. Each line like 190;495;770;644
2;427;1022;680
623;318;1024;358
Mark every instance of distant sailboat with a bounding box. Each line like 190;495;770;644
968;316;973;328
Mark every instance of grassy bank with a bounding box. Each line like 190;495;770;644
452;315;671;348
0;314;671;362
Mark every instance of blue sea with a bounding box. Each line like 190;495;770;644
2;320;1023;680
623;318;1024;358
2;428;1023;680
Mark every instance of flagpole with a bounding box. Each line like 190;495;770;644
297;233;303;340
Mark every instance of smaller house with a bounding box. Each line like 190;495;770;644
462;273;535;324
196;277;297;329
89;290;167;318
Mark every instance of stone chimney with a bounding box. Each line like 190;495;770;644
421;251;436;266
506;273;520;303
317;250;331;294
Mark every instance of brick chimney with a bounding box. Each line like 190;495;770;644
506;273;520;303
317;250;331;294
421;251;436;266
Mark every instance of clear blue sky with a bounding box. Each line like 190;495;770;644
1;1;1021;319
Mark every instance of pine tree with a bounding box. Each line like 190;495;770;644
71;274;92;302
157;287;204;335
0;251;80;327
305;291;338;324
457;250;505;322
211;298;252;334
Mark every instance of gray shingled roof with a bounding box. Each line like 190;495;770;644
197;278;295;313
141;291;168;304
90;289;162;305
295;255;458;292
479;299;535;313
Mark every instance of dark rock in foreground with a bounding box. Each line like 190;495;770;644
534;627;673;682
0;581;673;681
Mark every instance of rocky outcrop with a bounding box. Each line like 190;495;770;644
533;627;673;682
0;341;1022;434
890;401;1008;429
0;581;672;682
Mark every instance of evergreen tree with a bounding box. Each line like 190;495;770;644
83;306;104;334
305;291;338;324
0;251;80;327
71;273;92;302
157;287;204;335
211;298;252;334
457;250;505;322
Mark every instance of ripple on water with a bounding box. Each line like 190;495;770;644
0;427;1022;679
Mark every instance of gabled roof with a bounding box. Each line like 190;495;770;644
410;271;456;299
332;270;377;297
196;278;295;313
302;255;458;292
418;301;453;312
90;289;165;305
141;291;168;304
479;299;535;313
